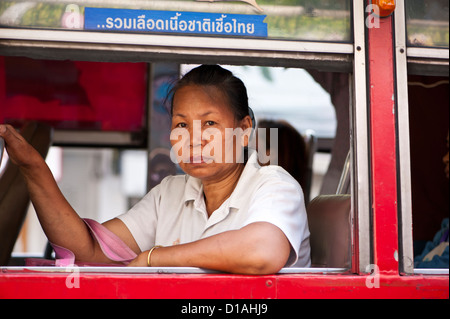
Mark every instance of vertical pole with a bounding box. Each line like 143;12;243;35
367;2;400;274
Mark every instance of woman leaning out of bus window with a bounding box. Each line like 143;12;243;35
0;65;310;275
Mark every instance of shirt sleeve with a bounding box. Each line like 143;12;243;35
117;184;161;252
241;168;311;267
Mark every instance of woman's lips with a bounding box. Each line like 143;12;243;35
190;155;214;164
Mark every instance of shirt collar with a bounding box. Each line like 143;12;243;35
184;174;202;203
183;149;260;210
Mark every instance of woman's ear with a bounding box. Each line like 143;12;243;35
240;115;254;147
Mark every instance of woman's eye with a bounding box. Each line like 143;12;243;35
205;121;216;126
176;123;187;128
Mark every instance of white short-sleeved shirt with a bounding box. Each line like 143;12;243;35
118;151;311;267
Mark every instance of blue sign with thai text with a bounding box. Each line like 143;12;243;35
84;7;267;38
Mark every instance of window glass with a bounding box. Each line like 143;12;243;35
0;0;351;42
406;0;449;48
224;66;341;202
0;56;148;133
223;66;337;139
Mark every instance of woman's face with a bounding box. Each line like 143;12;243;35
170;85;251;181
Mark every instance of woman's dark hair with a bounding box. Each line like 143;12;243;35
169;65;250;122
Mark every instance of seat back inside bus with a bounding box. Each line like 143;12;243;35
307;194;352;268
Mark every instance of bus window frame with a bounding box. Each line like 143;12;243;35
0;28;354;70
394;0;415;276
395;0;449;275
350;0;371;274
407;47;450;77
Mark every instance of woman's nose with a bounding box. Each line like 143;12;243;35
190;120;203;148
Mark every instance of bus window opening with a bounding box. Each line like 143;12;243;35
408;75;449;269
1;59;351;273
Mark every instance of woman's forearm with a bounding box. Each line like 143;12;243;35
129;222;291;275
21;159;100;261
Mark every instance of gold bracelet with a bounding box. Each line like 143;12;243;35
147;245;163;267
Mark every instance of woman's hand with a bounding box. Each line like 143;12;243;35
0;124;44;168
127;250;151;267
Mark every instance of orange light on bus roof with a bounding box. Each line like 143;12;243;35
372;0;396;17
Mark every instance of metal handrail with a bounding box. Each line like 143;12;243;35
336;151;351;195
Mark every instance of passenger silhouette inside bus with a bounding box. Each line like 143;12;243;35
0;65;311;274
256;120;311;203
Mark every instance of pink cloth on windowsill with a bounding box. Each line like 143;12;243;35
25;218;137;267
